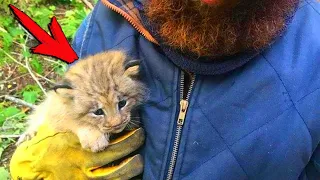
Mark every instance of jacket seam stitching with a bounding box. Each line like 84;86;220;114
79;12;93;59
143;93;176;107
192;103;298;178
233;104;294;146
196;102;294;149
180;148;228;179
306;0;320;16
297;88;320;103
298;1;311;11
261;55;312;138
197;106;250;178
106;34;135;50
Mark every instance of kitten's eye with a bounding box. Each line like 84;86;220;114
93;108;104;116
118;100;127;110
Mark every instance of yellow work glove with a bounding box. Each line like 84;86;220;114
10;124;145;180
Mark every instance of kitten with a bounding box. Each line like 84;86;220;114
16;51;146;152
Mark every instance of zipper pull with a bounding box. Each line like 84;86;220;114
177;100;189;126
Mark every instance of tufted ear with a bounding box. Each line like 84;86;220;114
52;79;74;99
124;60;140;77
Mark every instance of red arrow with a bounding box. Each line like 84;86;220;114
9;4;78;64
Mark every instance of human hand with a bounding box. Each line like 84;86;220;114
10;124;145;180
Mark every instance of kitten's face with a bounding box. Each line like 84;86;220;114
54;51;145;133
73;89;138;133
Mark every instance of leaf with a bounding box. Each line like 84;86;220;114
0;32;13;49
15;123;25;129
49;5;56;11
54;63;67;76
0;147;3;158
65;10;74;17
0;115;4;126
23;91;38;104
30;58;44;74
0;16;13;27
1;107;20;117
0;107;20;125
20;85;42;96
8;27;24;37
0;167;9;180
23;50;31;58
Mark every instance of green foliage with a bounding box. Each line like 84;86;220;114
0;106;21;126
60;8;89;38
0;106;27;126
54;63;68;76
0;16;18;51
20;85;42;104
0;167;10;180
22;50;31;58
0;0;89;57
30;57;44;74
26;6;55;29
0;0;92;173
23;91;39;104
19;85;43;103
0;0;89;133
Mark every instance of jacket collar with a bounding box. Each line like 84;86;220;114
101;0;157;44
102;0;300;75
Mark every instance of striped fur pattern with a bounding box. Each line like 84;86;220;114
17;51;146;152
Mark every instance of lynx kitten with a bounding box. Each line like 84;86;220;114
17;51;146;152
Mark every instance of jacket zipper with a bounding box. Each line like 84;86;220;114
166;71;196;180
101;0;158;44
101;1;195;178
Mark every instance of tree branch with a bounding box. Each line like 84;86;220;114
81;0;94;10
0;135;20;139
22;36;47;95
4;95;36;110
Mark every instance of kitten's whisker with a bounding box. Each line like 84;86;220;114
129;121;138;126
130;116;141;119
127;123;140;130
128;121;139;127
130;119;141;121
131;121;141;125
130;119;141;123
126;123;133;129
129;117;141;120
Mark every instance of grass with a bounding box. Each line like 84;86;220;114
0;0;93;178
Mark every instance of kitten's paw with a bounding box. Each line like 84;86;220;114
16;130;37;146
80;135;109;153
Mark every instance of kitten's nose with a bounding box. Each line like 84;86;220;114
105;118;123;128
105;122;122;128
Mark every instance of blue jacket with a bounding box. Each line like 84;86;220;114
72;0;320;179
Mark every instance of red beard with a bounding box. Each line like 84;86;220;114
145;0;299;58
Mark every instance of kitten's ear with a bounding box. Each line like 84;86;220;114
52;79;74;99
124;60;140;77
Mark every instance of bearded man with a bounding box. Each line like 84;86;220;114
74;0;320;179
9;0;320;179
70;0;320;179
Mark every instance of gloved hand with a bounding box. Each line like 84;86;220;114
10;124;145;180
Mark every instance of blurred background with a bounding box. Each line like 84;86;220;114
0;0;95;178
